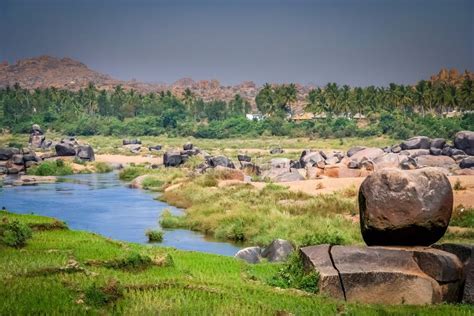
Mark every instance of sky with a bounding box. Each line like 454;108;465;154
0;0;473;86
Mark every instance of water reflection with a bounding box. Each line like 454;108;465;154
0;172;241;256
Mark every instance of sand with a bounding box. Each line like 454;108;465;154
96;154;162;165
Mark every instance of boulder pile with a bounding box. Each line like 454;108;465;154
0;147;41;175
301;167;473;305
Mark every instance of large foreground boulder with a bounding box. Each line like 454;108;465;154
301;245;464;305
454;131;474;155
359;168;453;246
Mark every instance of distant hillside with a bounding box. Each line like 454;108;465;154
0;55;472;110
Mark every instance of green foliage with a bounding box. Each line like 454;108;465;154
94;162;113;173
159;209;187;229
85;279;123;307
451;206;474;228
268;252;319;293
102;252;154;271
27;160;73;176
141;177;164;190
1;220;33;248
118;166;145;181
145;229;163;243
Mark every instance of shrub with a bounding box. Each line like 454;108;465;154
451;206;474;228
453;179;466;191
94;162;113;173
268;252;319;293
27;160;73;176
1;220;33;248
141;177;164;190
103;252;154;270
145;229;163;242
160;210;186;228
119;167;145;181
85;279;123;307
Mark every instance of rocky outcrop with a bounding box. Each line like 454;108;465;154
207;156;235;169
454;131;474;155
28;124;45;148
76;145;95;161
163;151;184;167
300;245;464;305
261;239;294;262
359;168;453;246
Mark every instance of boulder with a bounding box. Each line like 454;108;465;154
76;145;95;161
431;138;446;149
208;156;235;169
359;168;453;246
454;131;474;155
123;139;141;145
122;144;140;153
349;148;384;164
11;154;24;165
430;148;442;156
270;148;284;154
41;139;54;149
0;147;20;160
373;153;402;170
237;154;251;162
459;157;474;169
31;124;43;134
148;145;162;151
451;149;467;156
301;245;464;305
261;239;294;262
464;259;474;303
271;158;291;169
401;136;431;150
240;161;260;175
300;152;325;168
183;142;193;150
323;164;363;178
234;247;262;264
400;149;430;158
391;145;402;153
347;146;366;157
289;160;302;169
399;156;417;170
55;143;76;156
265;169;305;182
415;155;457;169
300;245;345;300
163;151;183;167
28;134;45;148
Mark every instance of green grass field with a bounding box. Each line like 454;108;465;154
1;210;473;315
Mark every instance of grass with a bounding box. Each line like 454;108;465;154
450;205;474;228
27;160;74;176
145;229;164;243
152;168;362;246
94;161;113;173
0;210;472;315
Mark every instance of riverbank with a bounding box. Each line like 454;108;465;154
1;210;471;315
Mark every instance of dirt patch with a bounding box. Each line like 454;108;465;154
96;154;162;165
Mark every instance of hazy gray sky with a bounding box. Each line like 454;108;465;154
1;0;473;86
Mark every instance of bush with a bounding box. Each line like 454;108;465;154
141;177;164;190
268;252;319;293
119;167;145;181
1;220;33;248
94;162;113;173
160;210;186;228
27;160;73;176
84;279;123;307
103;253;154;270
145;229;163;242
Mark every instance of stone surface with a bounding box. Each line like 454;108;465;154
347;146;366;157
349;148;384;164
234;247;262;264
270;158;291;169
123;139;141;145
454;131;474;155
359;168;453;246
300;152;324;168
373;153;401;170
261;239;294;262
301;245;464;305
163;151;183;167
300;245;345;300
459;157;474;169
415;155;457;169
401;136;431;150
0;147;20;160
431;138;446;149
208;156;235;169
183;142;193;150
55;143;76;156
76;145;95;161
237;154;251;162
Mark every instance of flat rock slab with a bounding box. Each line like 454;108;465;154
301;245;464;305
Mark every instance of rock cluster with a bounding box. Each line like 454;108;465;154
235;239;294;264
55;137;95;161
0;147;41;175
301;167;472;305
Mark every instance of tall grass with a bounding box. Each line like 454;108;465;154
27;160;73;176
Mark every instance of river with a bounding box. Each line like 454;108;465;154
0;172;241;256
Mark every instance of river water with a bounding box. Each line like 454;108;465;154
0;172;241;256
